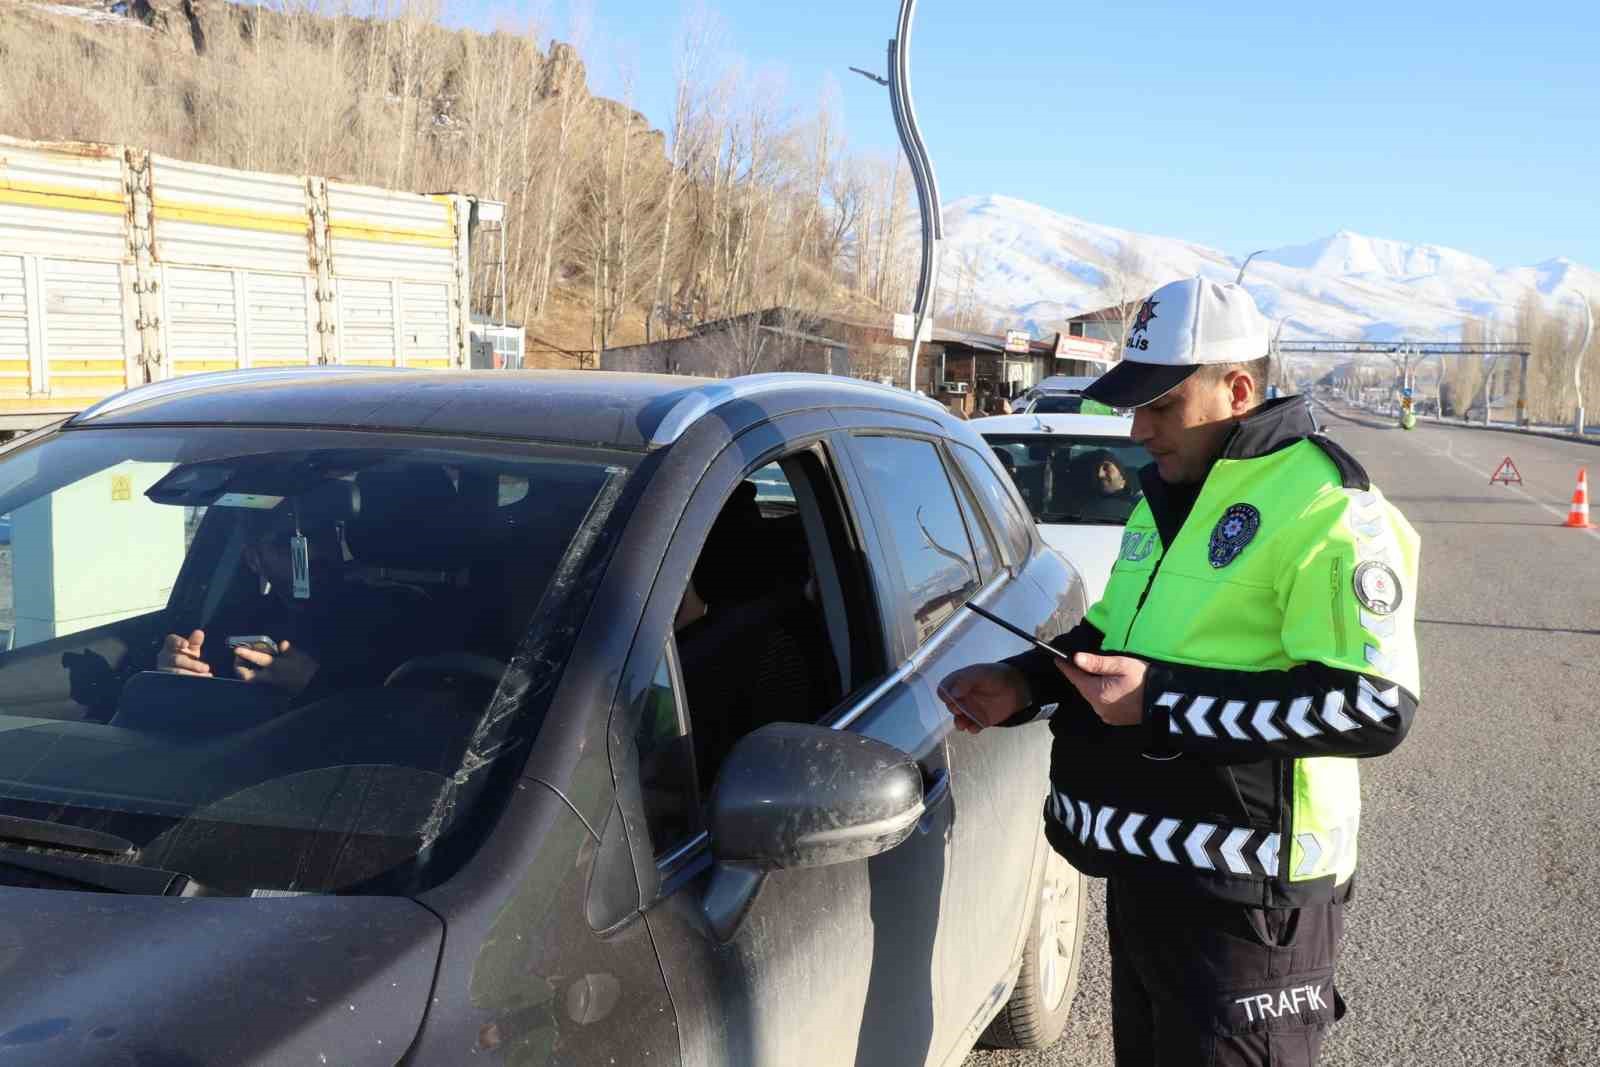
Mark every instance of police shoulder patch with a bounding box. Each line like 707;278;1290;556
1353;560;1402;615
1119;527;1157;563
1208;503;1260;569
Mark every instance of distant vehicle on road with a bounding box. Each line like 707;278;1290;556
975;412;1150;602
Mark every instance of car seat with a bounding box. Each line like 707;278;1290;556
676;483;841;790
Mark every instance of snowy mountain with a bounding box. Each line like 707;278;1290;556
942;195;1599;345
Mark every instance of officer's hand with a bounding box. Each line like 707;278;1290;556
1057;652;1146;727
158;630;211;677
234;640;319;696
938;663;1031;734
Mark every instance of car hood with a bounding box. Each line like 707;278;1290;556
0;887;442;1066
1037;523;1124;604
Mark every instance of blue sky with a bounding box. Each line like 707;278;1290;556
458;1;1599;269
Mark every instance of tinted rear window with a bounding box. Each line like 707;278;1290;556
1030;395;1084;414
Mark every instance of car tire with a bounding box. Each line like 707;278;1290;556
981;847;1085;1050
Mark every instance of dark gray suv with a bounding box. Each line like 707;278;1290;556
0;369;1088;1065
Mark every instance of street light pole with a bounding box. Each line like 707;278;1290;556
1235;249;1268;286
1567;287;1594;436
1270;316;1289;393
852;0;943;394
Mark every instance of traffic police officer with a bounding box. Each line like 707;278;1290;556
942;276;1420;1065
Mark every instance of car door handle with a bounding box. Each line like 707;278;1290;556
918;768;951;834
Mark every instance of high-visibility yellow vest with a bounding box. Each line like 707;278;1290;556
1030;399;1420;906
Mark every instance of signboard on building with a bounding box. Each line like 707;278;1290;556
1052;333;1117;363
1003;330;1032;354
892;313;934;343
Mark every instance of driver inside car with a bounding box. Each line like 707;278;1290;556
157;495;434;701
1048;447;1142;522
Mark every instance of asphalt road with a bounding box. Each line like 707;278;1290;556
970;408;1600;1066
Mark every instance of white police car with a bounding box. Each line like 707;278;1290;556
973;412;1151;601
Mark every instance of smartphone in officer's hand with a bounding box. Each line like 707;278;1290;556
964;604;1076;664
227;635;278;656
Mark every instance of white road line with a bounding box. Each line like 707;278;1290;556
1420;430;1600;543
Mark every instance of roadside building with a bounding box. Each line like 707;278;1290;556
598;302;1125;417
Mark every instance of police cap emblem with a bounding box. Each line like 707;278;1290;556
1353;560;1403;615
1208;503;1260;569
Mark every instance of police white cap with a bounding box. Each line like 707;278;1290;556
1083;276;1270;410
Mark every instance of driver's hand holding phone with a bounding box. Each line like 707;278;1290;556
158;629;320;696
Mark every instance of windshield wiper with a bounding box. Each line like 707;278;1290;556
0;813;135;856
0;816;215;895
0;846;209;896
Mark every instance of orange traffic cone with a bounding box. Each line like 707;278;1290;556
1564;468;1593;529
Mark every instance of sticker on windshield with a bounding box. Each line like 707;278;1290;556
215;492;284;510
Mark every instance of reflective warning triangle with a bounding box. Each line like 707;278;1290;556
1490;456;1523;485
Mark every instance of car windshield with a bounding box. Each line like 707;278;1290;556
1029;395;1084;415
0;425;635;896
982;433;1151;526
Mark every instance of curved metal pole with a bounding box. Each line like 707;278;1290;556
887;0;942;393
1568;287;1594;435
1270;316;1289;392
1236;249;1268;286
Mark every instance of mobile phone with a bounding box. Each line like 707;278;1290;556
227;635;278;655
964;604;1076;665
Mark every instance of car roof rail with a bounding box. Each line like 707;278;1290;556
649;373;945;448
68;366;413;426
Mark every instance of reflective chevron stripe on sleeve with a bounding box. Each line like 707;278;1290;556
1354;676;1401;722
1158;677;1401;743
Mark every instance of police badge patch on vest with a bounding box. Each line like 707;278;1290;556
1353;560;1403;614
1208;504;1261;568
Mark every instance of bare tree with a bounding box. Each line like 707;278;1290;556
646;5;715;342
781;81;836;309
1100;240;1154;350
0;0;962;361
525;33;591;321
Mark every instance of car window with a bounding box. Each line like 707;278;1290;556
945;446;999;582
851;435;979;645
0;461;195;653
980;433;1152;526
952;442;1034;567
635;642;700;851
749;462;796;506
0;426;636;897
1030;395;1084;415
639;446;878;857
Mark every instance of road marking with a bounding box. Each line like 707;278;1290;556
1419;430;1600;543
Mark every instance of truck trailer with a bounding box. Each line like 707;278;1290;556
0;135;503;433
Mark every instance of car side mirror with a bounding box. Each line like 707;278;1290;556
699;722;924;940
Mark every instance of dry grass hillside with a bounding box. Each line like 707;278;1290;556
0;0;920;364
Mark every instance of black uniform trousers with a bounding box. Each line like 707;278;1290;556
1107;876;1349;1066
